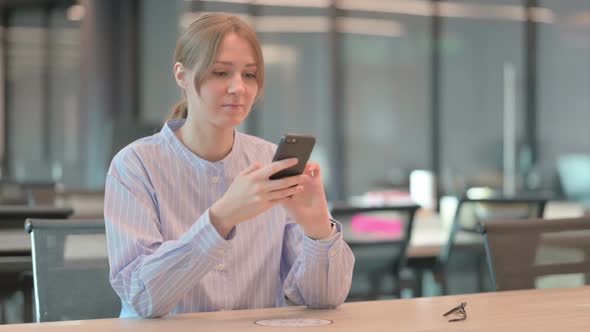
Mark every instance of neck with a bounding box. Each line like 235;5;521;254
176;118;235;162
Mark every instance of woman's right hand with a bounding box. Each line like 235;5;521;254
209;158;305;238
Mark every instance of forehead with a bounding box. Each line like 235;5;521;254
215;32;257;64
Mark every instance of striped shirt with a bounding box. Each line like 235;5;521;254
104;120;355;318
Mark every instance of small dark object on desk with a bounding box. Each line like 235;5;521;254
443;302;467;322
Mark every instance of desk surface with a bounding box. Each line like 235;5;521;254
4;287;589;331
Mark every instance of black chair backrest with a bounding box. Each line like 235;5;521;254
26;218;120;322
330;202;419;281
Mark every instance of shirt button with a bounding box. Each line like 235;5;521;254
329;251;336;257
216;264;224;271
211;176;220;184
218;248;225;255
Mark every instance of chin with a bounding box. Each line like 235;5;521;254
221;110;249;126
215;117;246;130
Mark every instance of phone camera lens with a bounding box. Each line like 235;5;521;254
287;138;296;143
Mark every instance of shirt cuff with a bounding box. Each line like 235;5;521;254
301;220;343;262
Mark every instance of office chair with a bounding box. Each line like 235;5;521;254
482;217;590;291
0;206;74;323
26;219;120;322
330;203;419;300
406;196;548;296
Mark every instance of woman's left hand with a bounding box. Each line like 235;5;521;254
281;162;333;239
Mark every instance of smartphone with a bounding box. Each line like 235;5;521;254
269;134;316;180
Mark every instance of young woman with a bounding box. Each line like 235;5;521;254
104;13;354;318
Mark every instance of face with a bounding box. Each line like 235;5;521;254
175;32;259;131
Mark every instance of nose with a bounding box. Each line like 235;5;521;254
227;73;245;95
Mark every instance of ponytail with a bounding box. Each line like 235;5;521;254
165;100;188;122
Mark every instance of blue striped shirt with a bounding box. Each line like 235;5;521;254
104;120;355;318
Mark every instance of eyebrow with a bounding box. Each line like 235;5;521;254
214;61;258;68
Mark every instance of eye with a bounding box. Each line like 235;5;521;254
212;71;228;77
244;72;257;79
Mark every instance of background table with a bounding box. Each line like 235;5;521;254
0;206;73;256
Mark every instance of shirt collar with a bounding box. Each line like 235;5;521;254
161;119;241;170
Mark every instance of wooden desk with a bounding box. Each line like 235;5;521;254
3;286;590;331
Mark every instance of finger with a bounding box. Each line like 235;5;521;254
265;174;305;191
269;196;290;204
266;185;304;200
240;162;262;176
305;162;321;177
252;158;298;179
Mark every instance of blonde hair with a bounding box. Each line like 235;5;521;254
166;14;265;121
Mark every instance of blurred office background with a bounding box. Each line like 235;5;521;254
1;0;589;202
0;0;589;324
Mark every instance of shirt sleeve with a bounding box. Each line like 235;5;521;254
281;217;355;308
104;149;232;318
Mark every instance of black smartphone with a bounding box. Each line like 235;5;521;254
269;134;316;180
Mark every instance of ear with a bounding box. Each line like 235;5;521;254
173;62;188;89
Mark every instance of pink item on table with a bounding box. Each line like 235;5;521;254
351;214;403;235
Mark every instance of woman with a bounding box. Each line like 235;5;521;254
104;13;354;318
